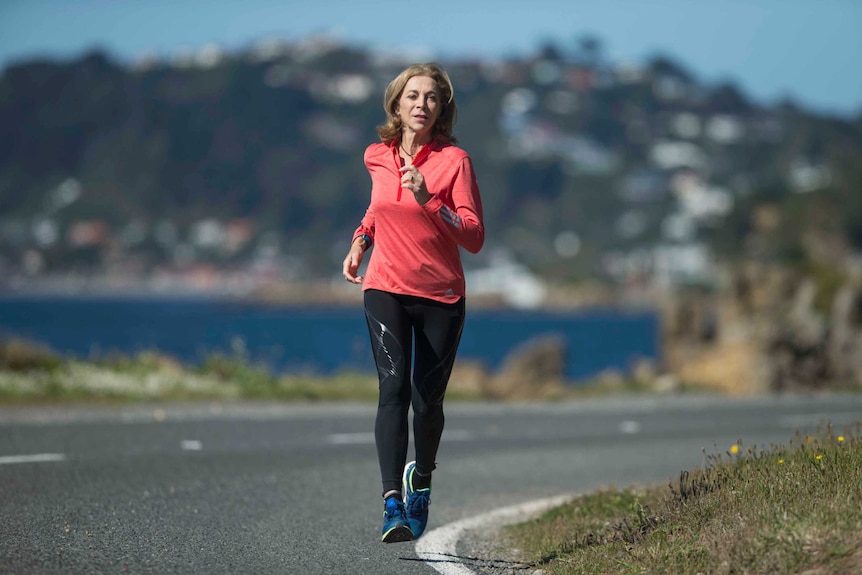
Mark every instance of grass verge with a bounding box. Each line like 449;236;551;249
501;424;862;574
0;335;671;404
0;336;383;404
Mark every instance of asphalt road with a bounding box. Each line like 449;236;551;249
1;394;861;575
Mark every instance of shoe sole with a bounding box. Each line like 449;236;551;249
381;524;413;543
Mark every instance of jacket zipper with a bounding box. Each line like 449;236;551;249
394;143;432;202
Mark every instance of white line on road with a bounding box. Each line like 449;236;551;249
416;494;574;575
443;430;474;442
619;420;641;434
0;453;67;466
181;440;203;451
329;432;376;445
328;429;474;445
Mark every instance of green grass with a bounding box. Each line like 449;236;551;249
0;335;856;406
501;424;862;574
0;336;383;403
0;335;676;404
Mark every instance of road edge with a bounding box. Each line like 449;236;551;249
415;494;574;575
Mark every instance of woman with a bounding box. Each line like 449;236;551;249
342;62;484;543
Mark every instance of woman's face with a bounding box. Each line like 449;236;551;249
397;75;441;136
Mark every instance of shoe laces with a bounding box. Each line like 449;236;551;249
385;499;407;520
407;489;430;514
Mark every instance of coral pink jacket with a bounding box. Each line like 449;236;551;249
352;139;484;303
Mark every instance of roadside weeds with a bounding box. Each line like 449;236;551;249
495;424;862;575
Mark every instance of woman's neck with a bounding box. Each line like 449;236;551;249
400;132;431;156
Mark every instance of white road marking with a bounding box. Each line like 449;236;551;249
619;420;641;434
181;440;203;451
0;453;67;466
416;494;574;575
329;432;376;445
443;429;474;442
328;429;474;445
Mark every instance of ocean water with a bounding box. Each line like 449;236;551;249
0;296;659;381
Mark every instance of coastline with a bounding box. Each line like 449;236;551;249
0;275;655;313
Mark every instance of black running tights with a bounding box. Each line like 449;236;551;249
363;289;466;496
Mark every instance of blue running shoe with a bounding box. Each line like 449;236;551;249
402;461;431;539
381;496;413;543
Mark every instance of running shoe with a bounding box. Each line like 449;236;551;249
402;461;431;539
381;496;413;543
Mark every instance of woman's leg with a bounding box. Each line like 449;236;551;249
364;289;413;496
408;296;466;477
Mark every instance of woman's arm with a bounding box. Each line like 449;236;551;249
421;157;484;253
343;208;375;284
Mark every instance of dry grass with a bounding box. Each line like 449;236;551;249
0;337;64;371
0;334;851;405
0;335;671;404
504;424;862;575
0;336;384;403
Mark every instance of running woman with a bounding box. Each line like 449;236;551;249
342;62;485;543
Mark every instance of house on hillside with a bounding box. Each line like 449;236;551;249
670;171;734;221
650;140;708;171
466;251;548;309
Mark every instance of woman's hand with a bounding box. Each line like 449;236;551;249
400;165;431;205
342;238;366;284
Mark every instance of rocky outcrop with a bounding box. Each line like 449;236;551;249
663;263;862;394
482;335;567;400
769;279;862;392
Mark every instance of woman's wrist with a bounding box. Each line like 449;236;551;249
355;234;372;251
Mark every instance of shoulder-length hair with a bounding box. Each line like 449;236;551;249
376;63;458;145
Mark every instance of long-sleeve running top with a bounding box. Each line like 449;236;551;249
352;139;484;303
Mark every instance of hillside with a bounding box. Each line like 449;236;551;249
1;36;860;297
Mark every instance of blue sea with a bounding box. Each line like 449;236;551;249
0;296;659;382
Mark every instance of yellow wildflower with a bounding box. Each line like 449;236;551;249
778;459;784;464
730;444;739;454
815;454;823;460
837;436;845;443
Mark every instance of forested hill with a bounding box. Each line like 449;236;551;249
1;37;861;287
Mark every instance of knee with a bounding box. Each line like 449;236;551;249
412;400;443;421
378;375;411;406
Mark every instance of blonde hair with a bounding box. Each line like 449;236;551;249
376;63;458;145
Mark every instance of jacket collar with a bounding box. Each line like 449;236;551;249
389;138;443;201
389;138;443;166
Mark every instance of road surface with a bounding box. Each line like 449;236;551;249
1;394;860;574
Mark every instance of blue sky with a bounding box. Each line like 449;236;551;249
1;0;860;117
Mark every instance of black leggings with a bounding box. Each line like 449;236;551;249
364;289;466;496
